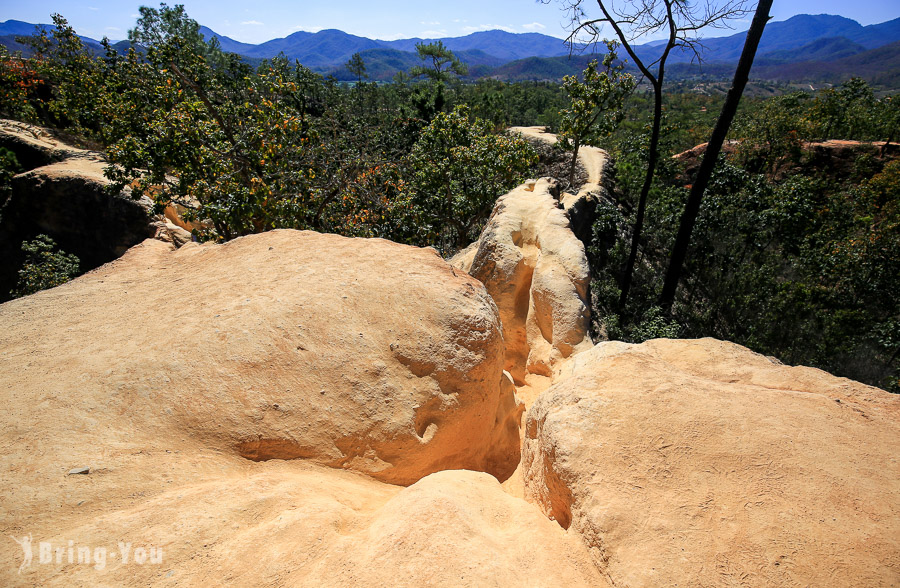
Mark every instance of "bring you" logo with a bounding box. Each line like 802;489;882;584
10;535;162;573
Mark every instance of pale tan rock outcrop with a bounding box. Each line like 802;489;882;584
523;338;900;587
510;125;615;245
0;229;521;487
0;119;198;299
0;228;619;586
0;120;158;297
150;218;194;247
452;177;593;385
0;460;607;587
0;118;86;166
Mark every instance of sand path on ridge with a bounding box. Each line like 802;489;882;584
509;125;608;189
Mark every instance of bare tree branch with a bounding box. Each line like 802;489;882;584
542;0;748;313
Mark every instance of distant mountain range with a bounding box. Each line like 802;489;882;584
486;14;900;88
0;19;132;56
3;14;900;88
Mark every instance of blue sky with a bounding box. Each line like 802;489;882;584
2;0;899;43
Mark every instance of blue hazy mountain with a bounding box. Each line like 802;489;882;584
0;20;52;37
3;14;899;85
379;30;569;61
632;14;900;65
758;37;869;64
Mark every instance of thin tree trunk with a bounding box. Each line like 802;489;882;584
619;80;663;310
881;129;894;157
569;137;581;187
658;0;774;313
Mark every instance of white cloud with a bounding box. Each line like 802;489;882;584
522;22;546;31
462;24;516;34
241;20;264;26
105;26;121;32
419;29;447;38
420;21;441;26
88;6;99;10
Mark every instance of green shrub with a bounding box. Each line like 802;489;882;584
13;235;80;298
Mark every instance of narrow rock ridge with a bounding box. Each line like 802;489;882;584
509;125;616;246
452;177;593;385
451;125;610;385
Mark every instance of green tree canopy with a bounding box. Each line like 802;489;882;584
408;105;537;252
14;235;80;298
559;41;635;186
346;52;368;84
410;41;468;83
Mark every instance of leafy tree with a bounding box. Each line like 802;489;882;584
100;6;343;240
410;41;468;83
408;105;537;253
105;53;332;239
347;52;368;83
20;14;110;139
0;45;41;122
128;3;221;67
808;77;877;140
558;41;634;187
731;91;812;171
13;235;80;297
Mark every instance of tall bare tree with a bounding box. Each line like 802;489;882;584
659;0;773;313
546;0;747;311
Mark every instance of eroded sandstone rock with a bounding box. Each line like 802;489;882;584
510;125;615;247
0;462;607;587
452;178;593;384
523;338;900;587
0;230;521;486
0;120;156;298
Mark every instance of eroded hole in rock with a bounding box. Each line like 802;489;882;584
396;353;436;378
414;396;444;443
514;259;535;326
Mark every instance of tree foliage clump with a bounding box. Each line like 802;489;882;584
408;105;537;252
13;235;80;298
410;41;468;83
732;79;900;170
558;41;634;187
0;46;42;122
